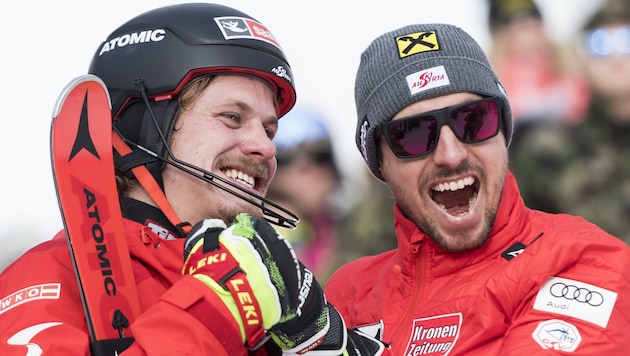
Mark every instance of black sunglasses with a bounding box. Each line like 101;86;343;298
376;96;503;158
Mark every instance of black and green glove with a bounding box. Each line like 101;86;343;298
272;300;391;356
245;218;390;356
183;213;390;355
183;213;328;351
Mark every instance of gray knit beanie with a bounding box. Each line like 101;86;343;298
355;23;512;181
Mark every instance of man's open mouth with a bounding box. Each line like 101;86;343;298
430;176;479;216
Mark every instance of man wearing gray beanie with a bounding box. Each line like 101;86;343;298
325;23;630;354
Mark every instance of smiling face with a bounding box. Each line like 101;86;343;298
161;75;280;226
378;92;508;252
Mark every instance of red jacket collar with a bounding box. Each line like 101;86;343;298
392;171;530;272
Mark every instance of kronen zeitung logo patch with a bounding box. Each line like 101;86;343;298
404;313;461;355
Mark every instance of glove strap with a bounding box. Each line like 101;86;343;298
186;239;267;349
222;267;268;350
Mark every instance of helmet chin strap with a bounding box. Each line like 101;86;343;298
112;130;192;236
112;79;299;230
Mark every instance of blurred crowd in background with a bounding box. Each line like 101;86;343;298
506;0;630;244
2;0;629;281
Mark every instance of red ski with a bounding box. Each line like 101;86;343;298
50;75;141;353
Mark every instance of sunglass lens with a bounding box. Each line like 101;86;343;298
386;117;437;157
450;100;500;142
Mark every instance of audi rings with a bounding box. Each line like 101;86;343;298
549;282;604;306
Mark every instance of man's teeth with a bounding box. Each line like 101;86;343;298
225;169;255;188
431;176;475;192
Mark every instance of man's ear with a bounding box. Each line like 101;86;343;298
376;145;384;176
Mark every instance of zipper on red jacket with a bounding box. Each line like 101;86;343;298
388;241;426;347
140;227;161;248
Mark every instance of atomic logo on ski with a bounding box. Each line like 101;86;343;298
69;93;100;161
51;75;141;350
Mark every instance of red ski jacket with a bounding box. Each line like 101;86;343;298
325;172;630;355
0;198;268;355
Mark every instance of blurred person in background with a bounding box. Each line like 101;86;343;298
487;0;590;146
510;0;630;244
268;107;343;282
269;108;397;282
333;171;397;271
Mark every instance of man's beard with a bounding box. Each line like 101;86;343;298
215;200;262;225
414;206;497;252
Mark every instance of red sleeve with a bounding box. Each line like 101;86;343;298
0;239;92;355
0;239;266;356
455;229;630;354
325;253;392;329
497;246;630;354
126;276;245;355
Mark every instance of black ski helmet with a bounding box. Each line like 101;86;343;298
88;3;296;182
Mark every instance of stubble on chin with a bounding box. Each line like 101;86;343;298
423;215;494;252
405;203;497;252
215;202;263;225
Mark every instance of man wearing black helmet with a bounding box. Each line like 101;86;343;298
0;4;389;356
